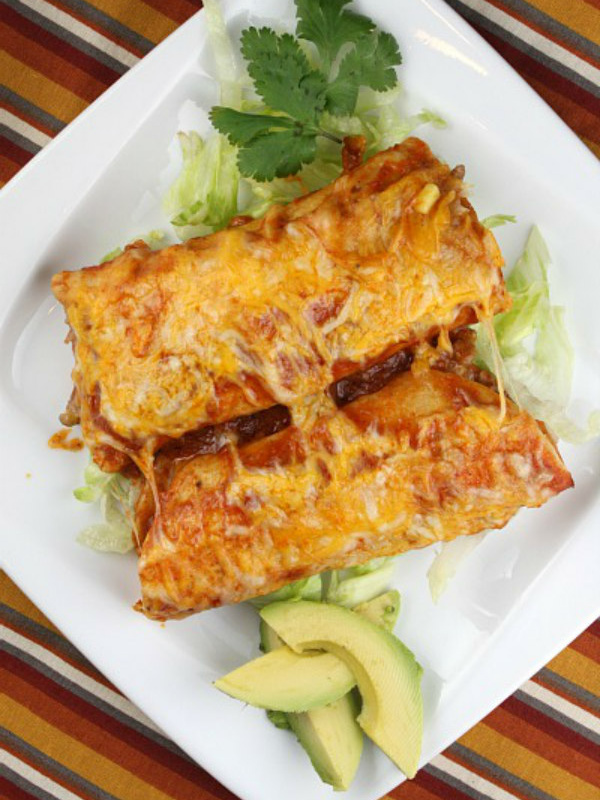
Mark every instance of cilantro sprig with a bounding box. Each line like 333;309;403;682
210;0;402;181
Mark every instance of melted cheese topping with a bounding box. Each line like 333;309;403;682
52;139;508;460
138;370;572;619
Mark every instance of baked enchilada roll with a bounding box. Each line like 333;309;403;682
137;369;572;620
52;138;509;471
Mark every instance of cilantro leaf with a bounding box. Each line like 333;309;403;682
295;0;375;71
241;27;327;124
326;32;402;116
237;129;318;181
210;107;297;144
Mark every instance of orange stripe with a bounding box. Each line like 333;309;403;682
485;702;600;785
460;723;598;800
548;647;600;696
46;0;147;59
84;0;179;45
526;0;600;44
1;18;113;103
483;0;600;68
142;0;199;25
0;99;57;140
0;52;92;126
1;573;60;633
1;695;201;800
533;672;599;717
1;662;234;800
570;628;600;662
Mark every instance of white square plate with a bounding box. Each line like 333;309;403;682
1;2;599;799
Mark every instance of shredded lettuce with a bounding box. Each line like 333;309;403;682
427;534;487;603
481;214;517;229
163;131;240;238
248;574;323;609
74;463;137;553
325;560;396;607
99;230;165;263
477;226;600;443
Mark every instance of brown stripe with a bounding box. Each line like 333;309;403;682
484;0;600;68
0;100;56;139
46;0;148;59
533;669;600;717
1;609;117;691
142;0;199;25
548;648;600;696
83;0;178;45
0;574;60;634
0;153;20;186
390;768;473;800
460;724;598;800
570;628;600;662
446;746;533;800
0;775;40;800
470;26;600;146
1;655;238;800
2;8;120;99
1;694;197;800
2;737;98;800
526;0;600;43
0;135;31;169
487;697;600;783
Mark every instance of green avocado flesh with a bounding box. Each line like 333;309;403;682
214;645;356;712
260;618;363;790
261;600;423;778
354;589;400;631
288;693;363;790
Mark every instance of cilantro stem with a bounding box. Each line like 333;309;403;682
316;129;343;144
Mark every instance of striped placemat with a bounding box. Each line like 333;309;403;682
1;2;599;800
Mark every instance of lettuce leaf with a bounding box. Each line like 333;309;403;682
248;574;323;609
74;463;137;553
164;131;240;238
477;226;600;443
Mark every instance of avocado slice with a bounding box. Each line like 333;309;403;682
353;589;400;631
214;645;356;711
261;600;423;778
260;618;363;790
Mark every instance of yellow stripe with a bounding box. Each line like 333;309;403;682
0;52;88;125
526;0;600;45
86;0;178;45
460;723;598;800
0;696;181;800
548;647;600;696
0;571;60;634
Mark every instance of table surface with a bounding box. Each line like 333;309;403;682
1;2;599;800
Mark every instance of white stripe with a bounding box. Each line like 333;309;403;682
1;751;83;800
18;0;139;69
431;754;520;800
459;0;600;87
0;109;51;149
1;624;163;735
522;679;600;733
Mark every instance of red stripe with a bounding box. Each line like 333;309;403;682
482;0;600;69
403;768;475;800
533;673;599;718
2;738;95;800
0;775;39;800
445;747;532;800
46;0;146;59
495;695;600;765
473;25;600;118
142;0;200;25
1;616;118;692
0;136;32;168
569;629;600;661
2;653;239;800
2;5;121;90
0;100;56;139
